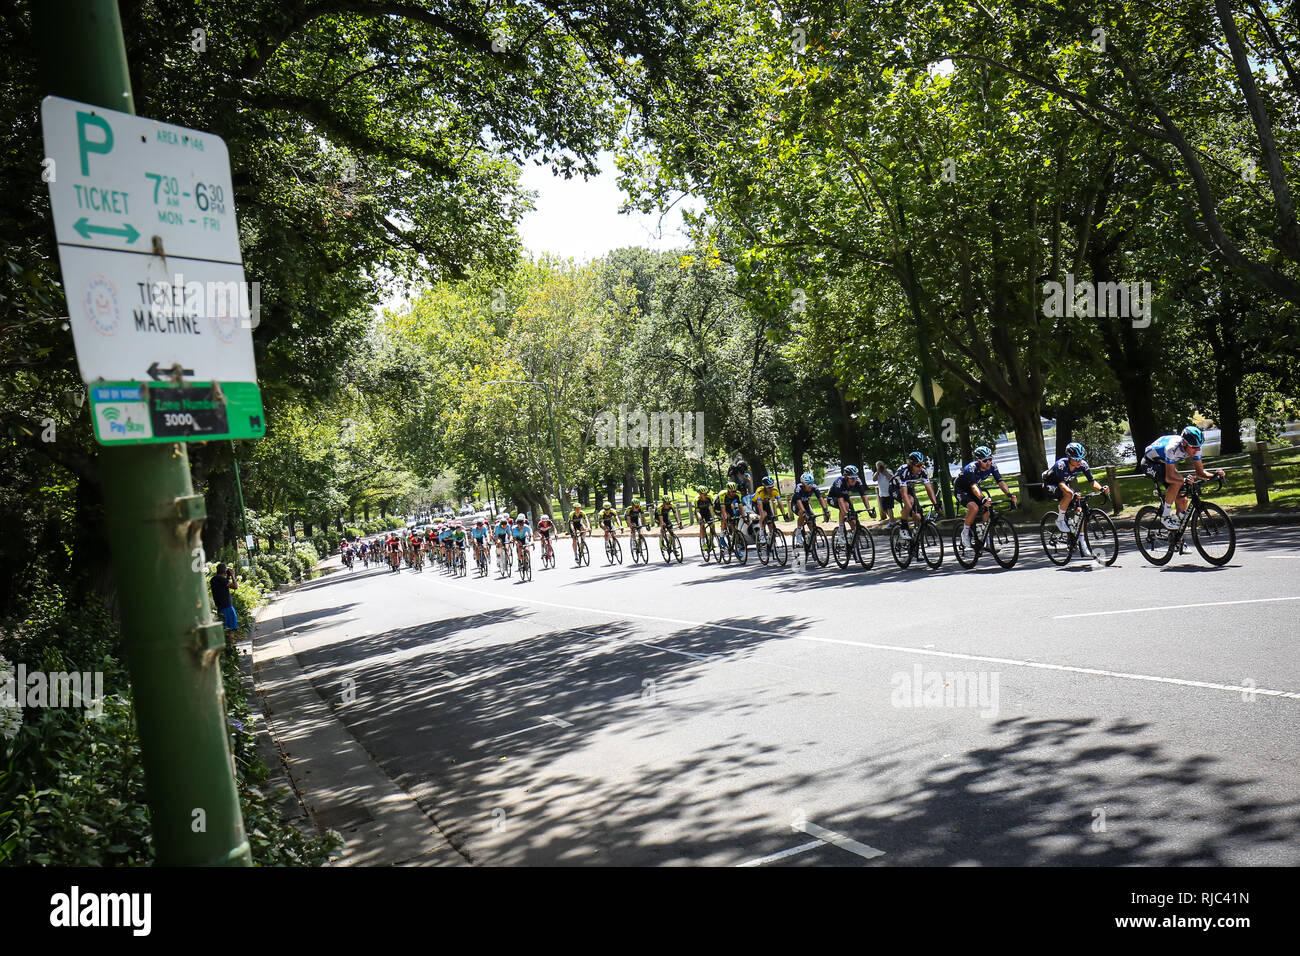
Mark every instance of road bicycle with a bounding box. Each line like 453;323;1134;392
1040;491;1118;566
571;529;591;567
498;539;513;577
697;520;718;564
341;549;354;571
753;514;788;567
659;526;685;564
517;542;532;582
475;541;489;576
830;505;875;570
718;514;748;565
1134;475;1235;566
604;528;623;565
889;509;944;570
952;497;1020;569
630;524;650;565
791;508;831;569
453;543;467;577
540;534;555;569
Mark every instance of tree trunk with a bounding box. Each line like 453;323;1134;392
1053;405;1077;463
832;384;860;468
641;446;651;505
603;475;617;509
577;482;590;508
1009;406;1049;496
622;464;635;507
791;422;809;482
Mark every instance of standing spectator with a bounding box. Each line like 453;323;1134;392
873;461;896;526
211;563;239;632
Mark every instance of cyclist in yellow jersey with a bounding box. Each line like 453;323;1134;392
752;475;788;526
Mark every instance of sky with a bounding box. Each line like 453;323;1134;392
515;149;699;260
379;150;699;313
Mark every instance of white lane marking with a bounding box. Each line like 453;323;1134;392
541;714;573;729
795;820;886;860
441;669;459;679
737;840;822;867
1055;596;1300;618
489;724;544;743
1266;556;1300;559
421;578;1300;701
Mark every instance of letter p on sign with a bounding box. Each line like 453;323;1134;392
76;111;113;175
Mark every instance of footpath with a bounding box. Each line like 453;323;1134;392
245;571;465;866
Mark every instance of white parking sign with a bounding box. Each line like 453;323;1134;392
41;96;258;385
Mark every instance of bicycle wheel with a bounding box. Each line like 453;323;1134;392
733;536;748;565
920;522;943;569
853;526;875;570
1084;511;1119;566
770;528;788;567
1039;513;1072;566
660;535;672;563
1191;502;1235;566
672;534;684;563
579;539;590;566
634;535;648;565
757;530;771;565
1133;506;1174;565
718;533;732;564
953;523;977;568
811;527;830;567
989;514;1019;568
890;525;913;569
831;527;850;568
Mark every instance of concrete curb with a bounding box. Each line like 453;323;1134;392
249;595;467;866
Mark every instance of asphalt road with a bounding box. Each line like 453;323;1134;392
274;525;1300;866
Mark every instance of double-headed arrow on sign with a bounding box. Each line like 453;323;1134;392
74;217;140;244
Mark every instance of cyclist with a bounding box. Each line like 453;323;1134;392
512;512;533;567
891;452;938;535
1043;442;1109;532
790;472;831;542
694;486;717;548
596;499;621;548
386;532;401;571
625;498;648;542
954;446;1018;549
494;515;512;569
719;482;744;539
1139;425;1223;528
536;513;556;563
752;475;788;531
655;496;677;541
471;517;489;567
568;503;590;560
827;465;877;538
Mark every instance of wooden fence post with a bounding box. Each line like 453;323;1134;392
1106;465;1121;513
1250;441;1271;506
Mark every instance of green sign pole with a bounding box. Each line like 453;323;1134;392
34;0;251;866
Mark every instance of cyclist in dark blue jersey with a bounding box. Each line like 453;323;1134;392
953;446;1017;549
1042;442;1108;532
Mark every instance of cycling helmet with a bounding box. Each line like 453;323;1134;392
516;512;526;521
542;515;551;522
974;446;993;461
801;472;814;484
475;518;485;526
761;476;774;487
726;481;737;491
908;451;925;464
1181;425;1204;446
1065;442;1085;460
661;497;671;505
844;465;859;477
632;498;640;507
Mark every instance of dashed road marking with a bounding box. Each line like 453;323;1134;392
737;840;822;867
1055;595;1300;618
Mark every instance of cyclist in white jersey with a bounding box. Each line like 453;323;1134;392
1139;425;1223;528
